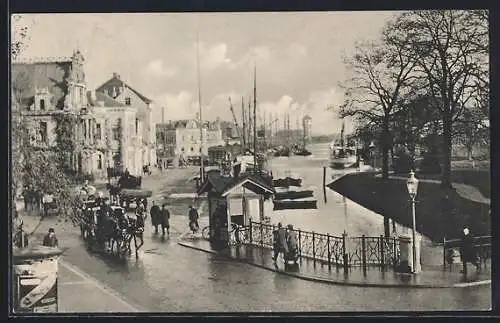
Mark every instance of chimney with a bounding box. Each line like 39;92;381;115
113;72;120;79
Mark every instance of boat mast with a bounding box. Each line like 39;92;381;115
196;30;204;180
253;65;257;173
241;97;246;149
248;96;252;151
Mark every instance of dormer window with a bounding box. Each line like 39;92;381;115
40;99;45;110
125;97;131;105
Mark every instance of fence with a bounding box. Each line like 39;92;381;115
442;235;491;270
228;221;400;270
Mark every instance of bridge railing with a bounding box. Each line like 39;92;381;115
235;221;401;270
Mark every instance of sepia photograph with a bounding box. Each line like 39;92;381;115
10;10;491;314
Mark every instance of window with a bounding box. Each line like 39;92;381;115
181;147;185;152
135;118;139;134
40;99;45;110
95;124;102;140
191;135;194;142
190;147;194;152
39;121;48;143
97;154;102;170
113;126;120;140
125;97;131;105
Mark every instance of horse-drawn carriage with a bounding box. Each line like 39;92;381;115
79;200;144;258
106;168;152;211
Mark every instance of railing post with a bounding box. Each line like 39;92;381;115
327;234;331;269
361;235;367;270
260;222;263;247
393;237;397;268
443;236;446;271
380;235;385;268
312;231;316;260
298;230;302;260
342;232;348;274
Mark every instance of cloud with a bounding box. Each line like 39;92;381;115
146;59;177;78
199;43;232;71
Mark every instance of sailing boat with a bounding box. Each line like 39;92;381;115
329;119;357;169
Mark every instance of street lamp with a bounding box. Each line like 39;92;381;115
368;141;376;169
406;170;419;273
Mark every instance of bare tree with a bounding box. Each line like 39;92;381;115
391;10;489;188
339;37;419;237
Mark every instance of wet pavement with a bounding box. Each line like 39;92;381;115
179;238;491;288
24;144;492;312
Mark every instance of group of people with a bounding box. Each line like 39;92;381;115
149;201;171;236
272;223;299;264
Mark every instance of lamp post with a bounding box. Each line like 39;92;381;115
369;141;375;170
406;170;419;273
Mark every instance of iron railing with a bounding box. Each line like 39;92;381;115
236;221;401;269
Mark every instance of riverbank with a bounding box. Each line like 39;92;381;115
328;172;491;241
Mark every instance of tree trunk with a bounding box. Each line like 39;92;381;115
382;119;391;237
441;113;453;189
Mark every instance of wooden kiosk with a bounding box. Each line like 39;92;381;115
197;170;274;249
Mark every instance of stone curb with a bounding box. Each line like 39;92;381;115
178;241;491;289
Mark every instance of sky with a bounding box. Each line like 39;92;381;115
12;12;397;135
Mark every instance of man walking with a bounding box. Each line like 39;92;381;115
161;203;171;237
150;200;161;234
272;223;288;263
460;226;477;275
188;205;199;234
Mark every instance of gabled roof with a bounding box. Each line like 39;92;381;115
197;171;275;197
86;91;125;107
12;60;72;109
95;74;152;104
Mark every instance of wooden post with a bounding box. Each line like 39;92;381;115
380;235;385;268
361;235;367;271
249;221;253;245
298;230;302;259
327;234;331;269
322;166;327;204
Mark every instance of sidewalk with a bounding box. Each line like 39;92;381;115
178;237;491;289
15;215;146;313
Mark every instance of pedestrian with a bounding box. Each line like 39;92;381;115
286;224;298;263
459;226;477;275
272;225;280;262
43;228;58;247
150;200;161;234
273;223;288;263
160;203;171;237
188;205;199;234
135;208;145;245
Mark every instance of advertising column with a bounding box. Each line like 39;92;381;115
12;246;62;313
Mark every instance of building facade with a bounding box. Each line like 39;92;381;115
156;119;224;167
12;51;91;173
12;53;156;179
95;73;156;167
